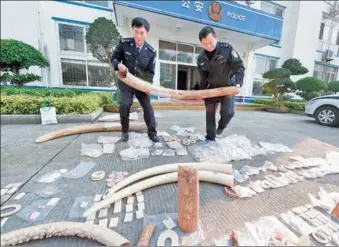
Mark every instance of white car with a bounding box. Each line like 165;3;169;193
305;95;339;127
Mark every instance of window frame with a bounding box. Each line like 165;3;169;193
260;1;285;17
313;63;338;83
56;21;111;89
158;39;204;90
253;55;279;76
81;0;109;8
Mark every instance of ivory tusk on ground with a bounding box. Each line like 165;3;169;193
118;72;240;99
84;171;233;217
35;122;148;143
102;163;232;199
0;221;131;246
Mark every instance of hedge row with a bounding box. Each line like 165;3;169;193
1;93;112;115
0;86;89;97
254;98;306;112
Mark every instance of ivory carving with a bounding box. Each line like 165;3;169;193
103;163;232;199
84;171;233;217
118;71;240;100
0;221;131;246
36;122;148;143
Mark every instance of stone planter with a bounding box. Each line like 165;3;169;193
265;106;289;113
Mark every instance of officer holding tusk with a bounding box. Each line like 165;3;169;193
111;17;159;143
197;26;245;141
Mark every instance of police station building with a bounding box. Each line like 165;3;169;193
2;1;339;98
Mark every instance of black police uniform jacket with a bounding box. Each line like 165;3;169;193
111;37;156;90
197;42;245;90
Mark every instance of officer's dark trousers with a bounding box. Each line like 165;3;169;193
204;96;235;141
120;88;157;137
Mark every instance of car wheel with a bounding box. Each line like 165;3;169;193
314;106;339;126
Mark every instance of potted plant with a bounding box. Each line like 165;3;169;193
262;68;294;113
103;102;141;113
262;58;308;113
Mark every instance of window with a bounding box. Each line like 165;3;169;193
160;63;176;89
61;59;87;86
83;0;108;7
195;46;204;62
159;40;204;89
88;61;111;87
261;2;284;17
254;55;278;75
59;24;84;52
313;64;338;83
252;79;265;96
177;44;194;64
58;22;111;87
336;30;339;45
159;41;176;61
319;23;325;40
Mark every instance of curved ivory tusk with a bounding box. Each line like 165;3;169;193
84;171;233;217
36;122;148;143
0;221;131;246
118;72;240;100
102;163;232;199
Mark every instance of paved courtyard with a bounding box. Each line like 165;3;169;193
1;110;339;246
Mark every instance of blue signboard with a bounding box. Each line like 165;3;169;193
113;1;283;41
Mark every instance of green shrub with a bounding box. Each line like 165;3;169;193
296;77;327;100
1;87;89;97
328;81;339;93
282;101;306;112
253;99;276;106
1;93;112;115
254;98;306;112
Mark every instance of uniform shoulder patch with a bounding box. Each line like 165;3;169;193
220;42;230;48
231;49;239;58
146;44;155;53
121;37;133;43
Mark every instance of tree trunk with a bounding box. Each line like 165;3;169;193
137;224;156;246
106;50;120;103
177;166;199;233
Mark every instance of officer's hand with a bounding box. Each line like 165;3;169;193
118;64;127;73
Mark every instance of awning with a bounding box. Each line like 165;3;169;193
113;0;283;47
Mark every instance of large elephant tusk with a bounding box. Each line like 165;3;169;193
84;171;233;217
35;122;148;143
102;163;232;199
118;72;240;99
0;221;131;246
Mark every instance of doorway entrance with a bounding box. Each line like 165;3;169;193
177;65;200;90
177;70;188;90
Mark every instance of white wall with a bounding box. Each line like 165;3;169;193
292;1;324;80
38;1;113;87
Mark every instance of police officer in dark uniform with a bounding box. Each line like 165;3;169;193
197;26;245;141
111;17;159;142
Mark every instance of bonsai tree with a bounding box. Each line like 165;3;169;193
296;77;327;100
85;17;120;99
328;81;339;94
0;39;49;87
263;68;295;107
263;58;308;108
281;58;308;75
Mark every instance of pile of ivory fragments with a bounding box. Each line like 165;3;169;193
227;152;339;198
1;124;339;246
226;187;339;246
